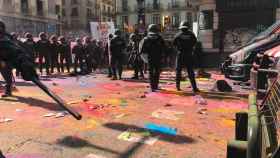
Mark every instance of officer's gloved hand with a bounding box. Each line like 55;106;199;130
16;55;38;81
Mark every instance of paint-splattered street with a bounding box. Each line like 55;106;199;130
0;70;249;158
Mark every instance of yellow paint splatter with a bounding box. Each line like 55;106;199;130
220;119;235;127
86;119;100;129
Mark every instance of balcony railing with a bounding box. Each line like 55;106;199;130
167;2;192;10
116;6;131;13
145;3;162;12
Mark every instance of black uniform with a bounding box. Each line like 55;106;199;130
59;41;72;73
127;40;144;79
105;41;112;77
110;35;126;79
140;33;165;91
23;38;36;62
72;43;85;73
173;29;198;91
93;43;103;71
84;42;96;73
36;39;51;75
50;41;60;73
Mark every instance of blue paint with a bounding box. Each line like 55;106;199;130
145;123;177;136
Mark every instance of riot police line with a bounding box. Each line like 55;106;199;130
0;20;204;97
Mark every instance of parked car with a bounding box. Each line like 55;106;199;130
222;21;280;82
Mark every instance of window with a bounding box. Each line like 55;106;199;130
153;0;160;9
3;0;12;11
172;13;180;27
122;0;128;11
55;5;60;15
87;0;93;6
199;10;213;30
62;9;66;16
71;7;78;17
186;12;192;24
71;0;78;5
151;14;160;24
21;0;28;14
87;8;92;17
36;0;44;16
122;16;129;25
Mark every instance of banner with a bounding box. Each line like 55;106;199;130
90;22;115;44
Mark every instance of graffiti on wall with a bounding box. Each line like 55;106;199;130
223;24;267;50
224;28;257;49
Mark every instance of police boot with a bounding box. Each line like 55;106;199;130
0;150;5;158
2;86;12;98
176;81;181;91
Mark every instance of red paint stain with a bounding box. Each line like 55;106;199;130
102;83;122;91
79;102;107;117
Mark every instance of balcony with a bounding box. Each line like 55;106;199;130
116;6;131;14
145;3;162;12
167;2;192;10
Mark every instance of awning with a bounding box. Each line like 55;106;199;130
266;45;280;57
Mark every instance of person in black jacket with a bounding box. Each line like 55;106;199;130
0;21;13;97
173;21;199;93
127;33;144;79
105;34;113;77
58;36;71;73
36;32;51;75
110;29;126;80
23;33;36;62
73;38;85;74
49;35;60;74
140;24;166;92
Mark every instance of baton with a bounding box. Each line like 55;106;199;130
32;78;82;120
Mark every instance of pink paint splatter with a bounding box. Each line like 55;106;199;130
206;100;248;109
6;154;45;158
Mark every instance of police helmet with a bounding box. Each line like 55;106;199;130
39;32;47;39
148;24;159;33
0;21;6;32
25;33;33;39
114;29;121;36
76;38;82;43
179;21;190;30
50;35;57;41
108;34;113;39
129;33;136;40
58;36;65;42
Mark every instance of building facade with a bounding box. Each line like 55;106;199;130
115;0;197;35
198;0;280;52
0;0;62;36
61;0;115;38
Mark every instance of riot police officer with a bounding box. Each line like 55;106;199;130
49;35;60;74
36;32;51;75
73;38;85;74
23;33;36;62
110;29;126;80
127;33;144;79
173;21;199;93
58;36;72;73
105;34;114;77
140;24;166;92
0;21;13;97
